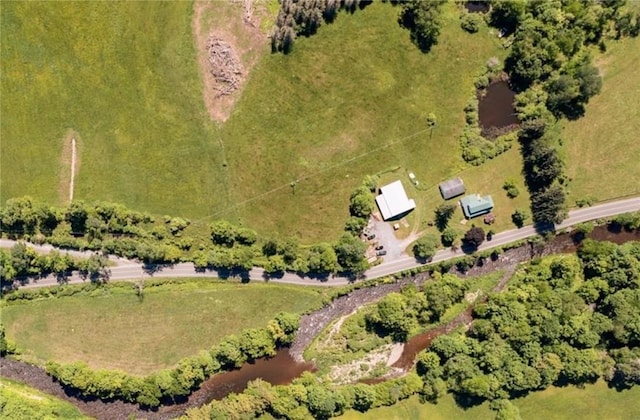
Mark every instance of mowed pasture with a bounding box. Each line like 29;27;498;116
1;280;326;375
220;1;510;242
0;1;228;217
563;35;640;204
2;1;518;244
340;381;640;420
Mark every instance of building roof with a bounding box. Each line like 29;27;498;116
439;177;466;200
375;180;416;221
460;194;494;218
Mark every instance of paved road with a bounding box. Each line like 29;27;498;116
5;196;640;290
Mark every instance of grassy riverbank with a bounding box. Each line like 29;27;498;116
340;380;640;420
2;279;327;375
0;376;89;419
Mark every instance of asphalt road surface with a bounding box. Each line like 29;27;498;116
3;196;639;290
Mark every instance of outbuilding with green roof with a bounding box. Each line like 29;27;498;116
460;194;494;218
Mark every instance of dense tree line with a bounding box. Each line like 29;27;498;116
481;0;637;226
415;240;640;406
45;312;300;408
398;0;446;53
271;0;448;54
271;0;373;53
179;238;640;419
0;242;107;285
515;103;567;226
366;275;469;341
0;195;370;280
184;371;423;419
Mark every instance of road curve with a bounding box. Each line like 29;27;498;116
4;196;640;290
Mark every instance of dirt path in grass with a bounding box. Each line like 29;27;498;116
58;131;80;204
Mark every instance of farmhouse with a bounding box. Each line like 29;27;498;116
439;177;466;200
375;180;416;221
460;194;494;218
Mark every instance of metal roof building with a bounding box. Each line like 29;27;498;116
460;194;494;218
439;177;466;200
375;180;416;221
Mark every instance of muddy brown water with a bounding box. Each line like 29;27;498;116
477;80;518;136
464;1;490;13
3;226;639;418
372;226;640;377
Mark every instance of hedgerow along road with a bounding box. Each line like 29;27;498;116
2;196;639;289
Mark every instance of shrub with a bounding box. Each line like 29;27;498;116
512;209;529;228
460;13;483;33
503;179;520;198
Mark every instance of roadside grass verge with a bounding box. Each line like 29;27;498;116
0;1;229;217
563;35;640;205
340;380;640;420
1;279;327;375
0;376;89;419
218;1;506;242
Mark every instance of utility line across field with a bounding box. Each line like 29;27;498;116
195;127;432;223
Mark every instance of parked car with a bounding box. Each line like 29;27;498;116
376;250;387;256
375;245;384;251
366;233;376;240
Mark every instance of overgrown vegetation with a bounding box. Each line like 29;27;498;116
0;242;108;283
0;377;89;419
459;59;518;166
415;241;640;406
44;311;299;407
0;196;368;280
486;0;637;227
2;279;326;375
186;239;640;419
271;0;373;53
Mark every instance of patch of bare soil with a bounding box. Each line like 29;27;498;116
327;343;404;385
58;130;80;204
193;0;270;122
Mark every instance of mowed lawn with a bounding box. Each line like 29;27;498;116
1;280;325;375
0;377;89;419
563;35;640;204
0;2;228;217
217;1;507;242
341;381;640;420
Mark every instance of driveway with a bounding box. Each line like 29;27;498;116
367;213;408;262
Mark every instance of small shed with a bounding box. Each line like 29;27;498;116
460;194;494;218
375;180;416;221
439;177;466;200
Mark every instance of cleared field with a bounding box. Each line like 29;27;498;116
563;35;640;204
219;1;508;242
0;2;228;216
2;1;528;244
1;280;326;375
341;381;640;420
0;376;89;419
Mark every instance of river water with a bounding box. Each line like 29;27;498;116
4;226;639;419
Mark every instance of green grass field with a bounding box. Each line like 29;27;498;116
340;381;640;420
0;1;228;217
1;280;326;375
0;376;89;419
563;35;640;204
2;1;524;244
219;1;514;242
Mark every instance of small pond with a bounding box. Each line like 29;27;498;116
464;1;490;13
477;80;519;137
